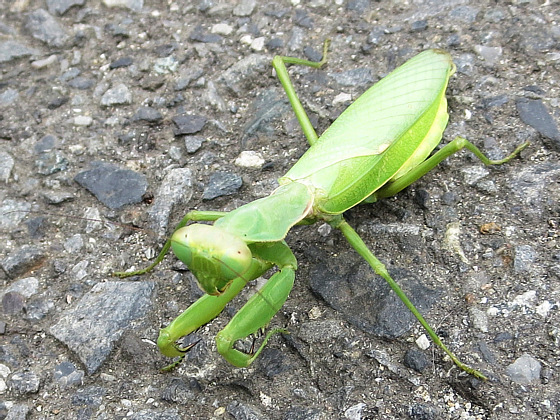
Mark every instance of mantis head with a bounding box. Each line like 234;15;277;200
170;224;252;296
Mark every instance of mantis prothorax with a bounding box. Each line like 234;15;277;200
115;41;528;379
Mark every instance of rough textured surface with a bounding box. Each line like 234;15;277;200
50;281;155;374
0;1;559;419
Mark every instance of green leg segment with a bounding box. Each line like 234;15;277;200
215;266;295;367
330;216;488;380
374;137;529;200
158;241;297;370
158;256;272;371
113;210;228;278
272;39;330;146
215;241;298;367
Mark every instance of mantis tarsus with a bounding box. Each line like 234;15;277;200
115;41;528;379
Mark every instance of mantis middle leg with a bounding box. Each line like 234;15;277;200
272;40;330;146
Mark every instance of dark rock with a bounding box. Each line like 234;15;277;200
1;246;46;278
227;401;267;420
133;106;163;124
303;45;322;62
476;341;496;364
266;37;284;50
140;75;165;91
523;85;545;96
160;377;202;404
241;88;290;146
481;95;509;109
2;292;26;315
172;114;207;135
34;134;57;153
408;403;441;420
257;348;290;378
494;332;513;343
414;188;430;210
309;250;439;339
153;43;175;57
109;56;133;68
67;76;95;90
46;0;85;15
71;385;106;407
519;27;557;54
53;361;84;388
516;98;560;149
147;167;193;236
403;348;430;373
47;96;69;109
219;54;269;95
60;68;81;81
294;9;313;29
411;20;428;32
202;171;243;200
329;68;374;87
74;161;148;209
189;26;222;43
449;5;479;23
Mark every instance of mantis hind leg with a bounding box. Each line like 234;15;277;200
272;40;330;146
113;210;228;278
368;137;529;202
329;215;488;380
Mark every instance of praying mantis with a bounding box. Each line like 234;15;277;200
115;41;528;379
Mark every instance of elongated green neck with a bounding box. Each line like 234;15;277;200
214;181;314;243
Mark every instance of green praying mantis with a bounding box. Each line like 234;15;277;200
115;41;528;380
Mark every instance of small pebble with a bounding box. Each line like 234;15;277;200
234;151;265;168
505;354;541;384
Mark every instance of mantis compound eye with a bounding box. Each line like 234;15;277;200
171;224;252;296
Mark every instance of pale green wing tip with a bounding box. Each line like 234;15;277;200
428;48;456;75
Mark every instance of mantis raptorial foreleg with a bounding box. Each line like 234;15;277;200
159;241;296;369
158;259;270;370
113;210;227;278
215;268;295;367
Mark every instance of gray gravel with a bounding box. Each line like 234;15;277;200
1;1;559;419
